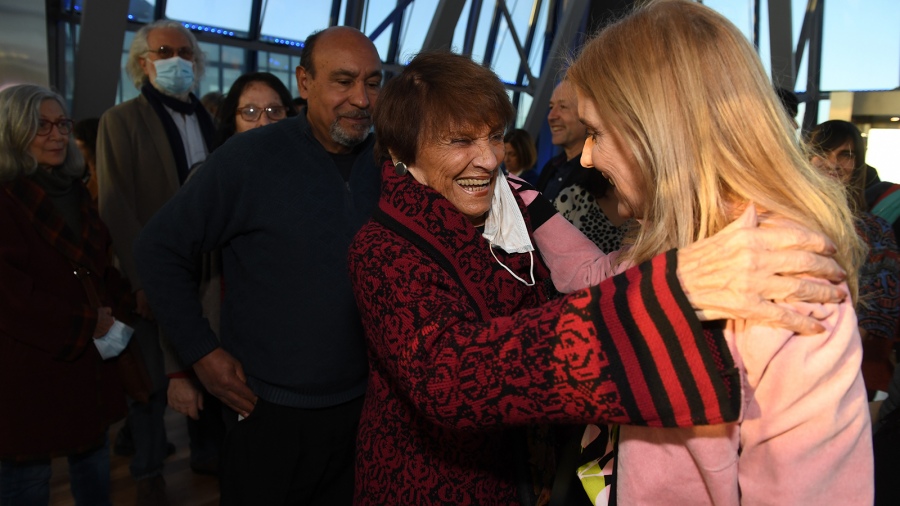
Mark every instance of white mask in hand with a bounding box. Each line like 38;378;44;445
93;320;134;360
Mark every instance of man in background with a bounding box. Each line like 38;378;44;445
96;19;219;506
535;79;590;202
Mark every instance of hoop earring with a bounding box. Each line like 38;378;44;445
394;162;408;176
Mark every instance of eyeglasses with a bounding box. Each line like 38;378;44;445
237;106;288;122
36;119;74;136
147;45;195;60
835;150;856;163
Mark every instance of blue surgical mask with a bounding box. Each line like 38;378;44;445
152;56;195;96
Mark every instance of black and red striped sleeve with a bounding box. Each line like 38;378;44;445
549;249;741;428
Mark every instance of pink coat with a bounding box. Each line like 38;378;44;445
616;294;872;505
526;201;874;505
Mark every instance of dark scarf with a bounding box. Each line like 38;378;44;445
2;175;103;274
141;82;216;184
29;168;82;236
373;160;551;320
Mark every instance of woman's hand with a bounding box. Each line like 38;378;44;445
93;306;115;338
677;205;847;334
168;377;204;420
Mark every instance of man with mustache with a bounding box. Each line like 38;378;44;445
133;26;383;505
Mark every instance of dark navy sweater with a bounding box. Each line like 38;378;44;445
134;113;380;408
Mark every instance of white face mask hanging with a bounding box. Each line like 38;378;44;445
482;170;536;286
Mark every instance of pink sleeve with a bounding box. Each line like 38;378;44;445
733;291;873;504
531;212;624;293
516;181;626;292
616;288;873;505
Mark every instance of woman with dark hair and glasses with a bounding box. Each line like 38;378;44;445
809;120;900;397
0;84;134;505
212;72;297;149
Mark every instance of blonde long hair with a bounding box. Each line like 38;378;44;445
567;0;863;301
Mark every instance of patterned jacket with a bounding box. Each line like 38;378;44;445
348;162;741;505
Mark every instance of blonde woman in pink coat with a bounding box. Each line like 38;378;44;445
549;1;874;504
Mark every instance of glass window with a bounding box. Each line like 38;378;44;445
817;98;831;124
515;93;533;129
197;41;221;92
867;129;900;182
260;0;334;45
197;42;247;97
219;67;244;96
490;0;540;84
704;1;773;74
704;0;754;41
257;51;301;97
525;0;550;83
117;32;141;104
64;22;78;106
221;45;245;72
166;0;252;36
756;0;771;75
451;0;473;57
127;0;156;23
393;0;439;62
449;0;498;63
795;49;809;93
821;0;899;91
362;0;395;61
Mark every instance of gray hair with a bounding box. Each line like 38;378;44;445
0;84;84;183
126;19;206;89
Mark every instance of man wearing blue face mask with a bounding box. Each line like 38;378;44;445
96;19;218;506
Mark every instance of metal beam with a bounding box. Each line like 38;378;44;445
462;0;483;56
522;0;588;138
71;0;129;120
767;0;794;89
496;0;537;85
421;0;466;52
802;0;824;131
344;0;366;30
482;1;502;64
794;0;815;80
512;0;545;109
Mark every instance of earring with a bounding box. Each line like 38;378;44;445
394;161;408;176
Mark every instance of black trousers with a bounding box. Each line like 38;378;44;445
220;396;364;506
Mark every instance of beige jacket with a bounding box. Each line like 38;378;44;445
96;94;181;290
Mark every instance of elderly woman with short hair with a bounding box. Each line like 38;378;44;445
348;51;848;504
0;84;132;505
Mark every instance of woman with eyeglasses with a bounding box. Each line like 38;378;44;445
0;84;134;505
212;72;297;149
809;120;900;398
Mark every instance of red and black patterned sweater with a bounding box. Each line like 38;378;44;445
348;163;740;505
